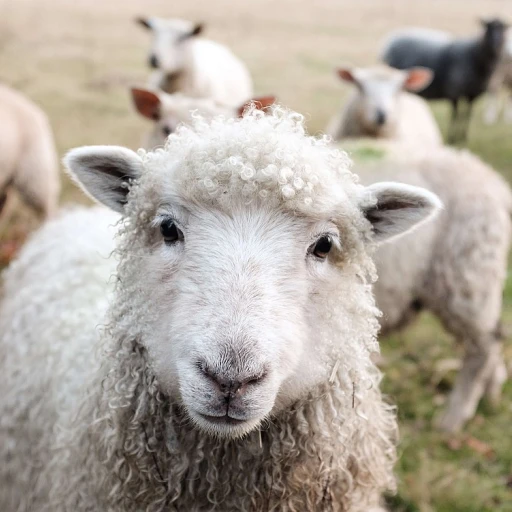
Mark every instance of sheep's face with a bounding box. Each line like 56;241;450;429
142;203;341;438
137;17;203;73
65;111;441;439
337;66;433;136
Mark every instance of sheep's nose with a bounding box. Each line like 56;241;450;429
149;54;159;69
200;365;266;397
375;110;386;126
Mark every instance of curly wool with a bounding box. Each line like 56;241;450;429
1;108;396;511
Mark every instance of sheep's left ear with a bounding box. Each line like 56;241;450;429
237;96;277;117
362;182;442;244
64;146;144;214
190;23;204;37
131;87;162;120
403;67;434;92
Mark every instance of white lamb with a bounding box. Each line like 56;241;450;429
0;108;441;511
343;142;512;432
130;86;275;148
136;17;253;108
0;83;60;217
327;65;443;148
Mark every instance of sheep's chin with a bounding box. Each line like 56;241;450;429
187;409;264;439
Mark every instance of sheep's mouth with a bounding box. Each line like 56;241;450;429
198;413;247;426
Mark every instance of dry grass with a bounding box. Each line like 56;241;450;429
1;0;512;509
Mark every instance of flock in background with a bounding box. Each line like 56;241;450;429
0;12;511;512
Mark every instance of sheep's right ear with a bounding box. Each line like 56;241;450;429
237;96;276;117
403;67;434;92
64;146;143;214
190;23;204;37
131;87;162;120
136;17;152;30
336;67;359;85
362;182;442;244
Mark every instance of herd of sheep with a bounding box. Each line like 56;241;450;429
0;13;511;512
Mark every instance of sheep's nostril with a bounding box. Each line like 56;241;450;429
375;110;386;126
197;361;267;396
149;54;159;69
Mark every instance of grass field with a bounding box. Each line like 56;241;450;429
1;0;511;509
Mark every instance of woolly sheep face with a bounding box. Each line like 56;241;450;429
66;110;440;439
136;17;203;73
130;87;276;147
337;66;433;136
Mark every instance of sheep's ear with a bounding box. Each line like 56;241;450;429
131;87;162;120
190;23;204;37
336;67;358;84
403;67;434;92
64;146;143;214
136;17;152;30
237;96;276;117
362;182;442;244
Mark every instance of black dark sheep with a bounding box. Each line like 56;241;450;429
381;18;508;143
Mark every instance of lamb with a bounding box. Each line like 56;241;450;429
484;28;512;124
327;65;442;148
0;108;441;511
381;18;509;143
130;86;275;148
0;83;60;218
136;17;253;108
342;140;512;432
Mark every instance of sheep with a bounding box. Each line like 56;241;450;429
0;83;60;218
0;107;442;511
136;17;253;108
484;28;512;124
327;65;442;148
341;139;512;432
130;86;275;148
381;18;509;143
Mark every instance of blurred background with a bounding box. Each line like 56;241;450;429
0;0;511;510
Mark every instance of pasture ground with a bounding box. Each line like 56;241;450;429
1;0;511;509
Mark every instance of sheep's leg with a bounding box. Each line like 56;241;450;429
437;339;498;432
459;100;473;143
447;99;460;144
483;323;508;406
484;353;508;406
504;88;512;123
483;91;500;124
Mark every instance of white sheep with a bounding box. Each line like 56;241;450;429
136;17;253;108
0;108;441;511
344;141;512;432
484;28;512;124
130;86;275;148
327;65;443;148
0;83;60;217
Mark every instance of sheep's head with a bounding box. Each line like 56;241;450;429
337;65;433;136
136;16;203;73
131;87;276;147
480;17;509;57
65;108;440;439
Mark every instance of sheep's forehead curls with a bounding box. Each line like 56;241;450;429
135;106;366;217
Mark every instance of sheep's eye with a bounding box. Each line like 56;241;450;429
310;235;333;259
162;125;172;137
160;219;183;244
